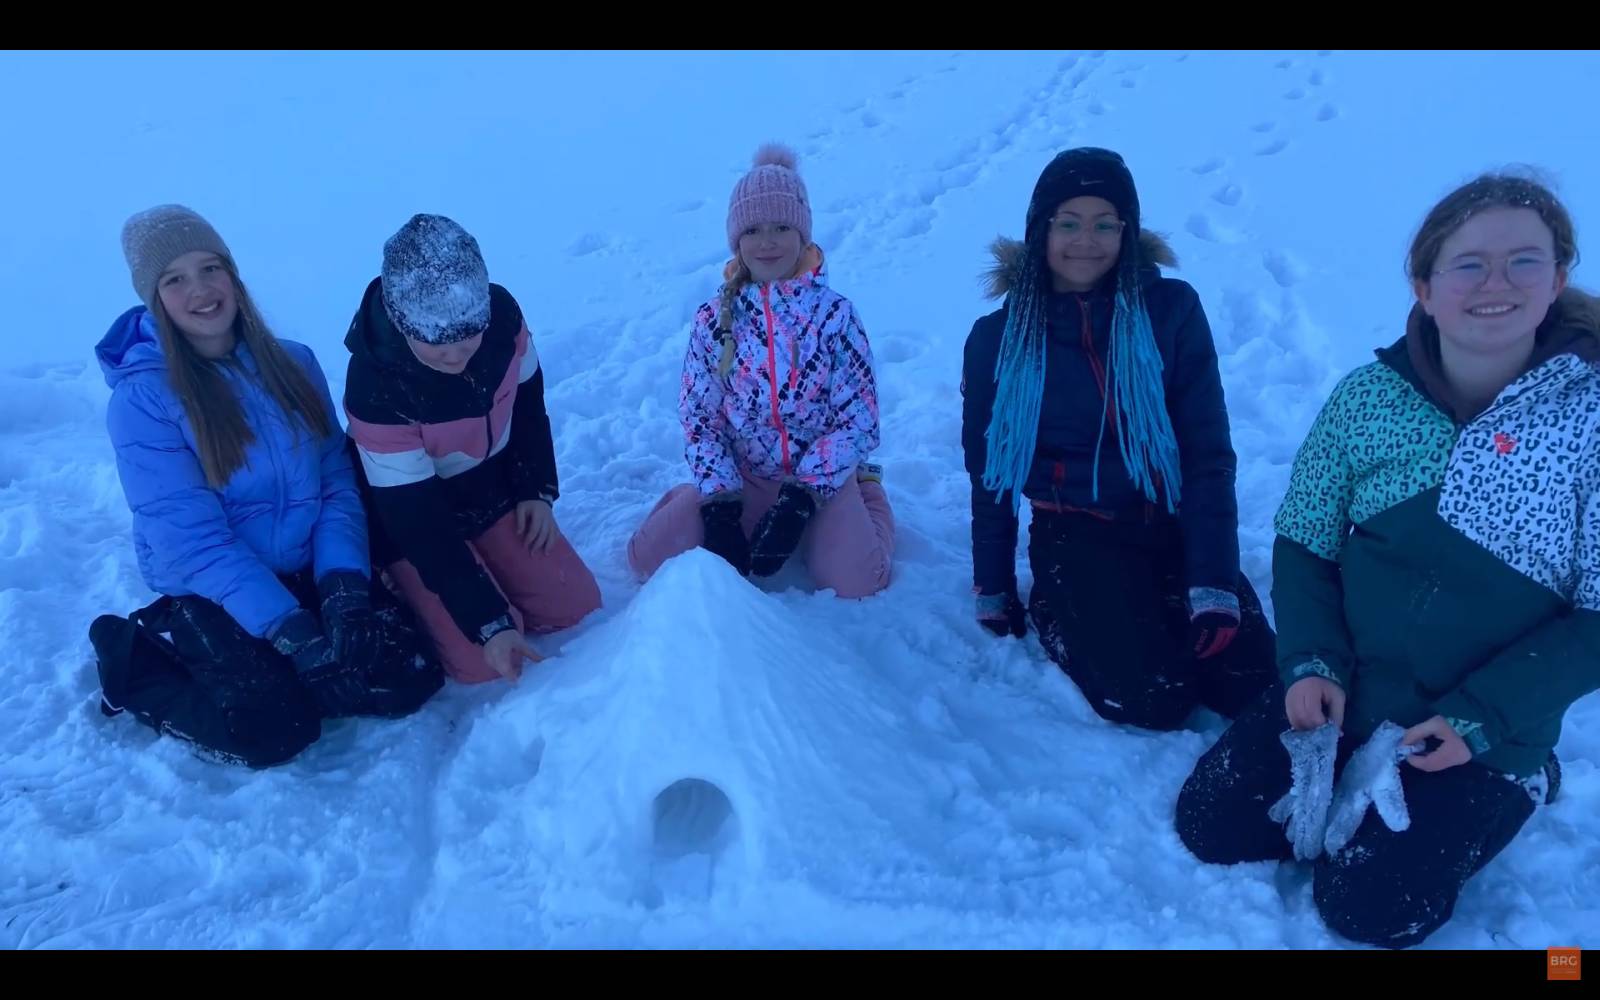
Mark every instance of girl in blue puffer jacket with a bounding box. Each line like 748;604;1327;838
88;205;442;768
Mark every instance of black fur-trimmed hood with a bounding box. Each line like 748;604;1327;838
982;230;1178;299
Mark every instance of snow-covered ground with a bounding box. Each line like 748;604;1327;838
3;49;1598;948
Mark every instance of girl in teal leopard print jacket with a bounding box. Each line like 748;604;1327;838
1175;173;1600;949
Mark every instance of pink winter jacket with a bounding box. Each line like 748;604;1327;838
680;259;880;501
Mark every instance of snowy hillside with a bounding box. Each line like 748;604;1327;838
2;49;1598;948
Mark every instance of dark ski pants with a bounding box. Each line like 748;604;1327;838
90;570;443;768
1175;690;1539;949
1026;508;1278;731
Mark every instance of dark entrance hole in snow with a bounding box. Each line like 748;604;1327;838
652;778;734;857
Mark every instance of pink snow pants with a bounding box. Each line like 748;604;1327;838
627;473;895;598
386;511;602;684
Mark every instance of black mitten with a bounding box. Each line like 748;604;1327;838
699;496;750;576
748;484;818;578
318;570;380;674
271;608;364;716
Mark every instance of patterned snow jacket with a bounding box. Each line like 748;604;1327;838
680;251;880;502
1272;290;1600;777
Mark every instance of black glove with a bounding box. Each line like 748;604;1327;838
748;484;818;578
976;590;1027;638
270;608;365;716
318;570;381;674
699;496;749;575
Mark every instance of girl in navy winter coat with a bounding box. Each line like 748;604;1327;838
961;148;1277;731
89;205;442;768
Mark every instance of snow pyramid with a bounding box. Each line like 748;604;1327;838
415;547;983;944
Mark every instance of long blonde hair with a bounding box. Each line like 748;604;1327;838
151;258;332;488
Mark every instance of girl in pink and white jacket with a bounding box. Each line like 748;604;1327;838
628;145;894;597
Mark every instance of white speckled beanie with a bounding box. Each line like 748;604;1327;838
380;214;491;344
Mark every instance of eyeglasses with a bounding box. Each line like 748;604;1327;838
1048;216;1125;241
1431;253;1557;294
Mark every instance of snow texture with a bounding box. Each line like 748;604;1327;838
379;214;491;344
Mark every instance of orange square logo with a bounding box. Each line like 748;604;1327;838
1548;948;1581;980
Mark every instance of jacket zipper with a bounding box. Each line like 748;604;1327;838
1078;295;1114;426
762;285;794;476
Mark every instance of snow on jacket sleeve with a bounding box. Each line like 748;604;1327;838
680;302;741;498
792;300;880;499
108;380;300;639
